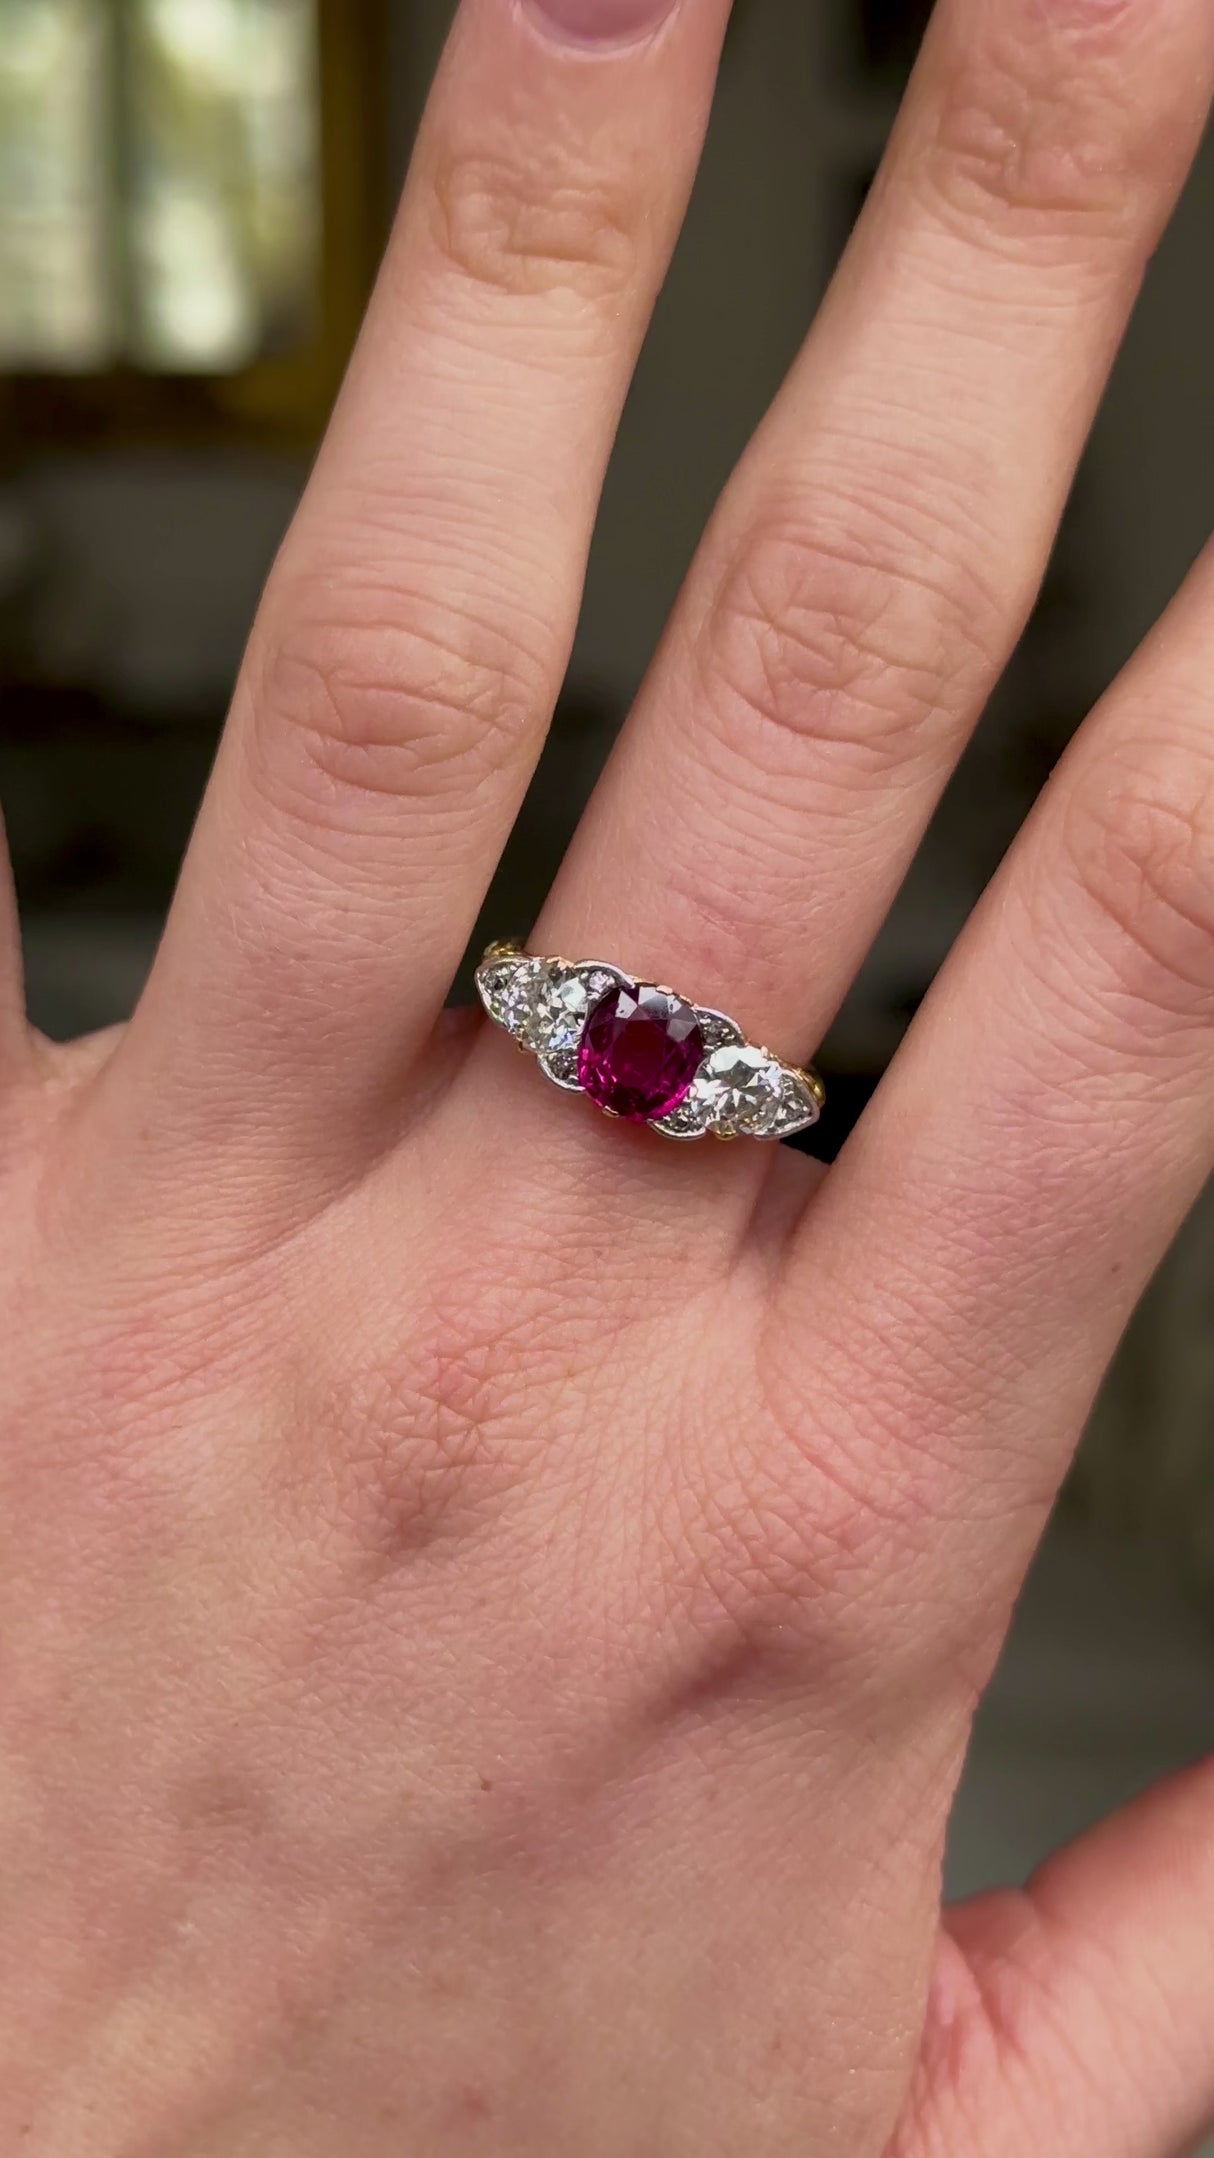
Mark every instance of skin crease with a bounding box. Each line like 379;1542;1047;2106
1;0;1213;2152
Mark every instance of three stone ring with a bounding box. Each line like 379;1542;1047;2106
476;941;824;1142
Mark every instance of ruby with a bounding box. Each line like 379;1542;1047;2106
577;981;704;1122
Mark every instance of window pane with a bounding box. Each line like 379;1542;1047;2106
0;0;117;369
127;0;320;372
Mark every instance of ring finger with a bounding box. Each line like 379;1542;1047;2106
531;0;1214;1073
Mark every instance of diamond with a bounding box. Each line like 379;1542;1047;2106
538;1042;583;1091
476;954;546;1040
695;1007;745;1054
697;1043;786;1137
531;970;592;1055
769;1068;822;1138
651;1086;717;1140
577;983;704;1123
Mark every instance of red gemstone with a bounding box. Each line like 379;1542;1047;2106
577;982;704;1122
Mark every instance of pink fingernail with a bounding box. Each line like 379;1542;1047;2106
524;0;678;48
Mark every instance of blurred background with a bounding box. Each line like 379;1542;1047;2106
0;0;1210;2028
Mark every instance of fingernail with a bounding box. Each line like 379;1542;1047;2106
523;0;678;48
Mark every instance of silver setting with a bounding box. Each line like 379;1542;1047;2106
475;942;823;1142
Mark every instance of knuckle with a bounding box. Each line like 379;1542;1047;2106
250;574;546;822
656;1351;954;1689
666;1477;950;1715
699;498;998;781
427;138;641;307
923;9;1170;246
1060;733;1214;1018
312;1288;537;1568
656;1309;1019;1715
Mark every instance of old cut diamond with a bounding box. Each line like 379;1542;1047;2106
769;1068;822;1137
476;953;547;1043
531;970;592;1055
698;1043;785;1137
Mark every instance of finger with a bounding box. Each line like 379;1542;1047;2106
905;1759;1214;2158
117;0;732;1181
531;0;1214;1071
0;813;31;1103
772;535;1214;1653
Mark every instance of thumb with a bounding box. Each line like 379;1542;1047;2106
901;1757;1214;2158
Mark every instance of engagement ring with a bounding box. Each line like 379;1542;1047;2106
477;941;824;1142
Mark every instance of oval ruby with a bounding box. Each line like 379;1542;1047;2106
577;982;705;1123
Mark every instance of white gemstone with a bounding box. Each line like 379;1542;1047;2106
538;1043;583;1091
651;1085;716;1140
770;1069;821;1137
531;971;592;1055
694;1007;745;1053
698;1043;785;1136
476;955;547;1042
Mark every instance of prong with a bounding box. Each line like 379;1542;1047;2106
796;1066;827;1110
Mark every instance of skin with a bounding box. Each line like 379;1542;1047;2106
0;0;1211;2149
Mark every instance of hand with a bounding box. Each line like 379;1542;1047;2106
3;0;1212;2151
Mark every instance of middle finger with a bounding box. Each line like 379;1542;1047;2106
120;0;733;1173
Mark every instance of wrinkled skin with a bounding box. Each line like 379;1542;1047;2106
0;0;1212;2152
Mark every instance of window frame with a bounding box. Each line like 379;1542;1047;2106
0;0;389;448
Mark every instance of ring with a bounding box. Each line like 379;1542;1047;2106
476;940;824;1142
